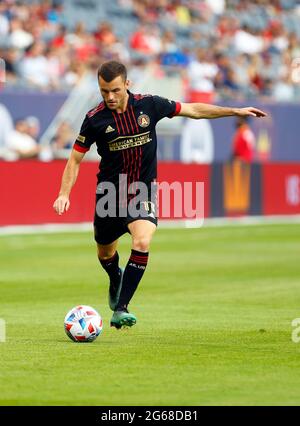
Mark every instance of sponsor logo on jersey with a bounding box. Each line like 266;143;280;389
105;125;115;133
138;114;150;128
76;135;86;143
108;131;152;151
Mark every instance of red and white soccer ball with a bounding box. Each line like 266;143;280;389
64;305;103;343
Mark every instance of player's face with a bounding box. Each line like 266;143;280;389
99;76;129;111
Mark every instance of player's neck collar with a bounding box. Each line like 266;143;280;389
127;90;133;105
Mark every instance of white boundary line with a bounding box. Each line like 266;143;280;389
1;215;300;236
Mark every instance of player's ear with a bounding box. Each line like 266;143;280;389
125;79;131;89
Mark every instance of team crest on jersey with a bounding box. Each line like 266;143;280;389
138;114;150;128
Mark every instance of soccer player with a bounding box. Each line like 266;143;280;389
53;61;266;329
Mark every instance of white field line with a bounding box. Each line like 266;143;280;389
1;215;300;236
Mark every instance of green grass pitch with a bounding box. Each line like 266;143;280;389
1;224;300;406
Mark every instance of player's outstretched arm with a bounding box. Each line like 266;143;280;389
178;103;267;120
53;149;85;215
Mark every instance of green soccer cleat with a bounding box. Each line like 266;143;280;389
109;268;124;311
110;310;137;329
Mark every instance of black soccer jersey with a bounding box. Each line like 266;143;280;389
74;91;181;188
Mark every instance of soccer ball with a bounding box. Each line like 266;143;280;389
64;305;103;343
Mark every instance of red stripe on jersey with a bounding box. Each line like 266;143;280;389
126;109;135;134
120;151;124;208
130;149;137;197
127;149;132;198
121;150;126;208
117;113;125;134
112;111;120;134
123;149;130;208
122;112;130;133
133;94;151;100
136;146;141;192
87;102;105;118
130;106;139;133
130;146;137;195
137;146;142;181
125;148;130;185
73;143;89;153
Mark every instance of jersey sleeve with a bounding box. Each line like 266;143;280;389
152;95;181;122
73;115;95;153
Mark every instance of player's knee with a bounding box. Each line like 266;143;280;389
97;246;115;260
132;236;151;252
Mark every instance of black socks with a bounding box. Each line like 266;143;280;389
116;249;149;310
99;251;120;285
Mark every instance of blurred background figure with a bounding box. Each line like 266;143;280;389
180;119;214;164
25;116;41;141
0;103;13;155
51;121;75;157
187;49;218;103
4;118;40;160
231;116;256;163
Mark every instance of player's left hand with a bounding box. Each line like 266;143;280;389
53;195;70;215
236;107;267;118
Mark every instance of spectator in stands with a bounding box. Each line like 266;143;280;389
1;48;19;85
215;53;240;98
205;0;225;15
51;121;75;154
160;30;189;74
287;32;300;60
187;48;218;103
234;53;252;97
51;24;67;49
94;22;117;47
20;41;50;89
231;116;256;163
266;20;289;54
8;18;34;50
63;58;89;87
272;74;295;101
25;116;40;142
0;103;13;155
4;118;40;159
0;3;9;38
234;24;264;55
130;25;161;56
0;0;300;102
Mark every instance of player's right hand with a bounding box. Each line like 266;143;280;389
53;195;70;215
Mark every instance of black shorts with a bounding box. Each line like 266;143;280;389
94;183;157;245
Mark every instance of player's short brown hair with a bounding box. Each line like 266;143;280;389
97;61;127;83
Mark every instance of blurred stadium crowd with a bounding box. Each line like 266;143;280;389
1;0;300;102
